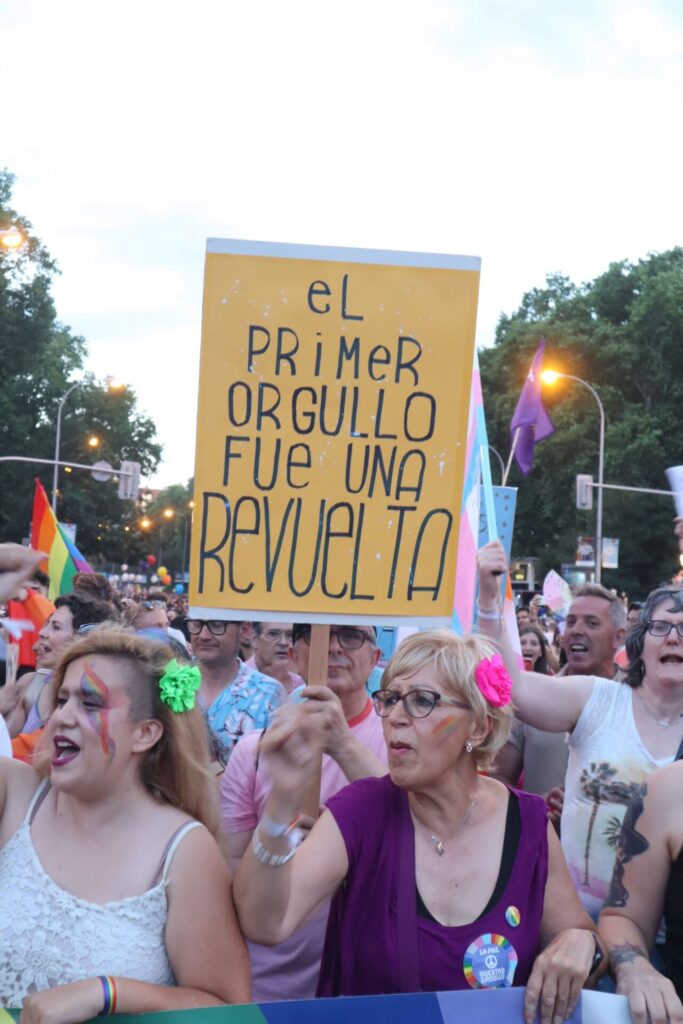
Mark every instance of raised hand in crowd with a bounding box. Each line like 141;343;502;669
0;543;46;604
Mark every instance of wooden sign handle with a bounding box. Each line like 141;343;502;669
299;624;328;819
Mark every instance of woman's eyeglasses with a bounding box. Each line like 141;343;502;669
647;620;683;639
372;688;470;719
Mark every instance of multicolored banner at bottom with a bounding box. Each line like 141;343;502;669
1;988;631;1024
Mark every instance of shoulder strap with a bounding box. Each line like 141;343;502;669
158;820;203;883
25;777;50;824
25;671;48;707
395;784;421;992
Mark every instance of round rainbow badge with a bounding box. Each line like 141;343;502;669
505;906;521;928
463;933;518;989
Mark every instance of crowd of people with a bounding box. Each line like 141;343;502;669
1;534;682;1023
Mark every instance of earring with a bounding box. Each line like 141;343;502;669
466;741;473;753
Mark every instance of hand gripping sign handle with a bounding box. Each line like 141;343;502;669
299;624;328;819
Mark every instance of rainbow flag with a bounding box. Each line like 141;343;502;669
30;479;93;599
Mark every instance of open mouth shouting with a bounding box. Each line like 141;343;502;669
51;735;81;767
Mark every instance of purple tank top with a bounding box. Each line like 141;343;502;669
317;775;548;996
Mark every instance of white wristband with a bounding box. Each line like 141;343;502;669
259;813;290;838
252;829;298;867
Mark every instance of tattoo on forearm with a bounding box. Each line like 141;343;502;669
604;783;650;908
609;943;647;965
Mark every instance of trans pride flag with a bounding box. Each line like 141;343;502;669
30;479;93;599
452;351;488;635
451;353;522;662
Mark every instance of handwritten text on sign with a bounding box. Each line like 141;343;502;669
191;242;479;623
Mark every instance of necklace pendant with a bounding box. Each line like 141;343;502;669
431;834;444;856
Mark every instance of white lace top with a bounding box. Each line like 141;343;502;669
0;781;201;1007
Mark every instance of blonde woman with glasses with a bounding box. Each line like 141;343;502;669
234;628;604;1022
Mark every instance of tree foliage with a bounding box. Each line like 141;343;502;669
480;252;683;596
0;169;162;564
137;480;195;579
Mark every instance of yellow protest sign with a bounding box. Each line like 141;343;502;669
190;240;479;625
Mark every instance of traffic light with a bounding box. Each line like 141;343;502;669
576;474;594;510
118;461;141;500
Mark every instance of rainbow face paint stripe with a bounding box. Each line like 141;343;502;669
432;714;458;739
81;660;116;765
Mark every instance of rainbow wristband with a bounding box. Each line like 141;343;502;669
99;975;116;1015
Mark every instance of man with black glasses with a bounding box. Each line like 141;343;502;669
220;622;387;1002
187;618;285;768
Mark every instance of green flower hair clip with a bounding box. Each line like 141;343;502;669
159;659;201;713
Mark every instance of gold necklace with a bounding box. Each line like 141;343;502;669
430;791;478;856
637;688;683;729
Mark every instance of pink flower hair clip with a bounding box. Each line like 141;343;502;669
474;654;512;708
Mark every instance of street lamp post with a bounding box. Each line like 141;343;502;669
160;508;175;567
181;501;194;586
52;379;126;513
52;383;80;512
542;371;606;584
162;503;194;586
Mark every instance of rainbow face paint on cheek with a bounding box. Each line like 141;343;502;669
432;715;459;740
80;661;116;765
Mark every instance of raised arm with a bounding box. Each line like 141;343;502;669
0;543;46;603
476;541;593;733
599;764;683;1024
233;704;349;944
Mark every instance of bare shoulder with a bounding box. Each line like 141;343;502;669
479;775;515;815
0;759;43;836
166;819;229;881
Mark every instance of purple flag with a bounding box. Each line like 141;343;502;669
509;338;555;475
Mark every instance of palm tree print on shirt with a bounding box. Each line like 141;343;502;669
580;762;617;885
580;763;647;886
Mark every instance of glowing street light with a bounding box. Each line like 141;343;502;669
139;517;153;531
541;369;606;583
0;225;25;250
87;435;100;449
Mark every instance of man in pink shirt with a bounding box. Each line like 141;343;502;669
245;622;304;695
220;622;388;1001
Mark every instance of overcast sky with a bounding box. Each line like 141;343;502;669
4;0;682;488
